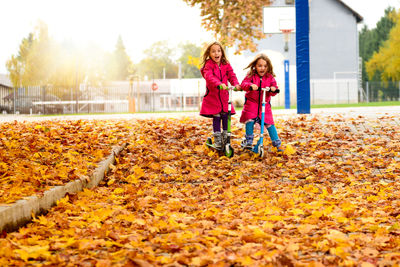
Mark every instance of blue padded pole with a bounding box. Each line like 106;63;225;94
295;0;311;114
284;59;290;109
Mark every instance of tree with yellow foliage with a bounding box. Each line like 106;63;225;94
6;21;57;87
182;0;272;53
366;10;400;82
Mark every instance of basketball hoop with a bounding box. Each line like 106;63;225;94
280;29;293;52
281;29;293;42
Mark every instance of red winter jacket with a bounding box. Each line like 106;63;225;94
200;59;239;117
239;73;279;125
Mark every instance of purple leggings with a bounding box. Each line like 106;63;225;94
212;113;228;132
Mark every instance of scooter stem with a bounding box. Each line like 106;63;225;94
259;87;270;147
227;87;232;133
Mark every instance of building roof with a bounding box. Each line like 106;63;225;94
336;0;363;23
0;74;12;88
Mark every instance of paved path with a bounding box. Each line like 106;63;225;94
0;105;399;122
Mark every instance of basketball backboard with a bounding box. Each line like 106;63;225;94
263;6;296;34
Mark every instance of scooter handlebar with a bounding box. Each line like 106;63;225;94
261;87;280;93
218;85;240;91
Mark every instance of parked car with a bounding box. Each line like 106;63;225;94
14;95;63;114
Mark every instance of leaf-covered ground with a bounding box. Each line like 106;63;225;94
1;115;400;266
0;120;131;203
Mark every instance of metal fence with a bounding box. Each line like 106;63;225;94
0;85;130;115
360;81;400;102
0;80;204;115
310;79;359;105
2;79;398;115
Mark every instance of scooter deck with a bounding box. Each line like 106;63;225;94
206;142;224;151
206;137;224;151
206;138;234;157
241;140;264;157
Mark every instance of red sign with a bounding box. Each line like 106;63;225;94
151;82;158;91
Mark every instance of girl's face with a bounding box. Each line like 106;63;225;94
255;59;268;76
210;44;222;64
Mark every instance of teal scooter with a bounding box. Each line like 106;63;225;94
242;86;279;158
206;85;237;158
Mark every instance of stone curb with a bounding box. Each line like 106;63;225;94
0;143;128;233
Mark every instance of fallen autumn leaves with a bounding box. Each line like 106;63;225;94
0;119;132;203
0;115;399;266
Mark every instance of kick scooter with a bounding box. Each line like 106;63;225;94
206;85;238;158
241;86;279;158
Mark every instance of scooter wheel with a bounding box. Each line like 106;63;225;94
241;138;247;148
224;145;234;158
259;147;264;158
252;144;259;154
206;137;212;145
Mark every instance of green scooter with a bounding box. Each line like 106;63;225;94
206;85;237;158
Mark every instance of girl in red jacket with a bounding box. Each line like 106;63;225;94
240;53;282;151
200;41;241;149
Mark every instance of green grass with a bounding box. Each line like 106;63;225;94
30;110;199;117
271;101;400;110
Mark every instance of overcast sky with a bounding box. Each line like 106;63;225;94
1;0;399;74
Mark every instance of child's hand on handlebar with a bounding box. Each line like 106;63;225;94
271;86;277;92
251;84;258;91
234;85;241;91
219;84;228;90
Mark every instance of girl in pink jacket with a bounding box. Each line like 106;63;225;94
200;41;240;149
240;54;282;151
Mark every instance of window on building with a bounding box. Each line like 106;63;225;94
186;97;193;105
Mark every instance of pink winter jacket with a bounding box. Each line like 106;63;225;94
200;59;239;117
239;73;279;125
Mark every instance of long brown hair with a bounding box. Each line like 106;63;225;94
244;53;275;77
200;41;229;68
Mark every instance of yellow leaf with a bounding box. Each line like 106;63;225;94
252;227;269;239
262;221;274;232
163;166;175;175
207;150;216;157
268;215;284;221
15;245;51;261
291;208;305;216
284;144;296;155
361;217;376;224
156;255;173;264
126;174;139;184
194;145;204;153
56;195;70;205
96;259;112;267
33;215;55;228
297;224;317;235
133;165;145;178
238;256;254;265
329;246;350;258
149;162;161;170
113;188;124;195
325;229;348;243
287;242;300;252
133;218;146;226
